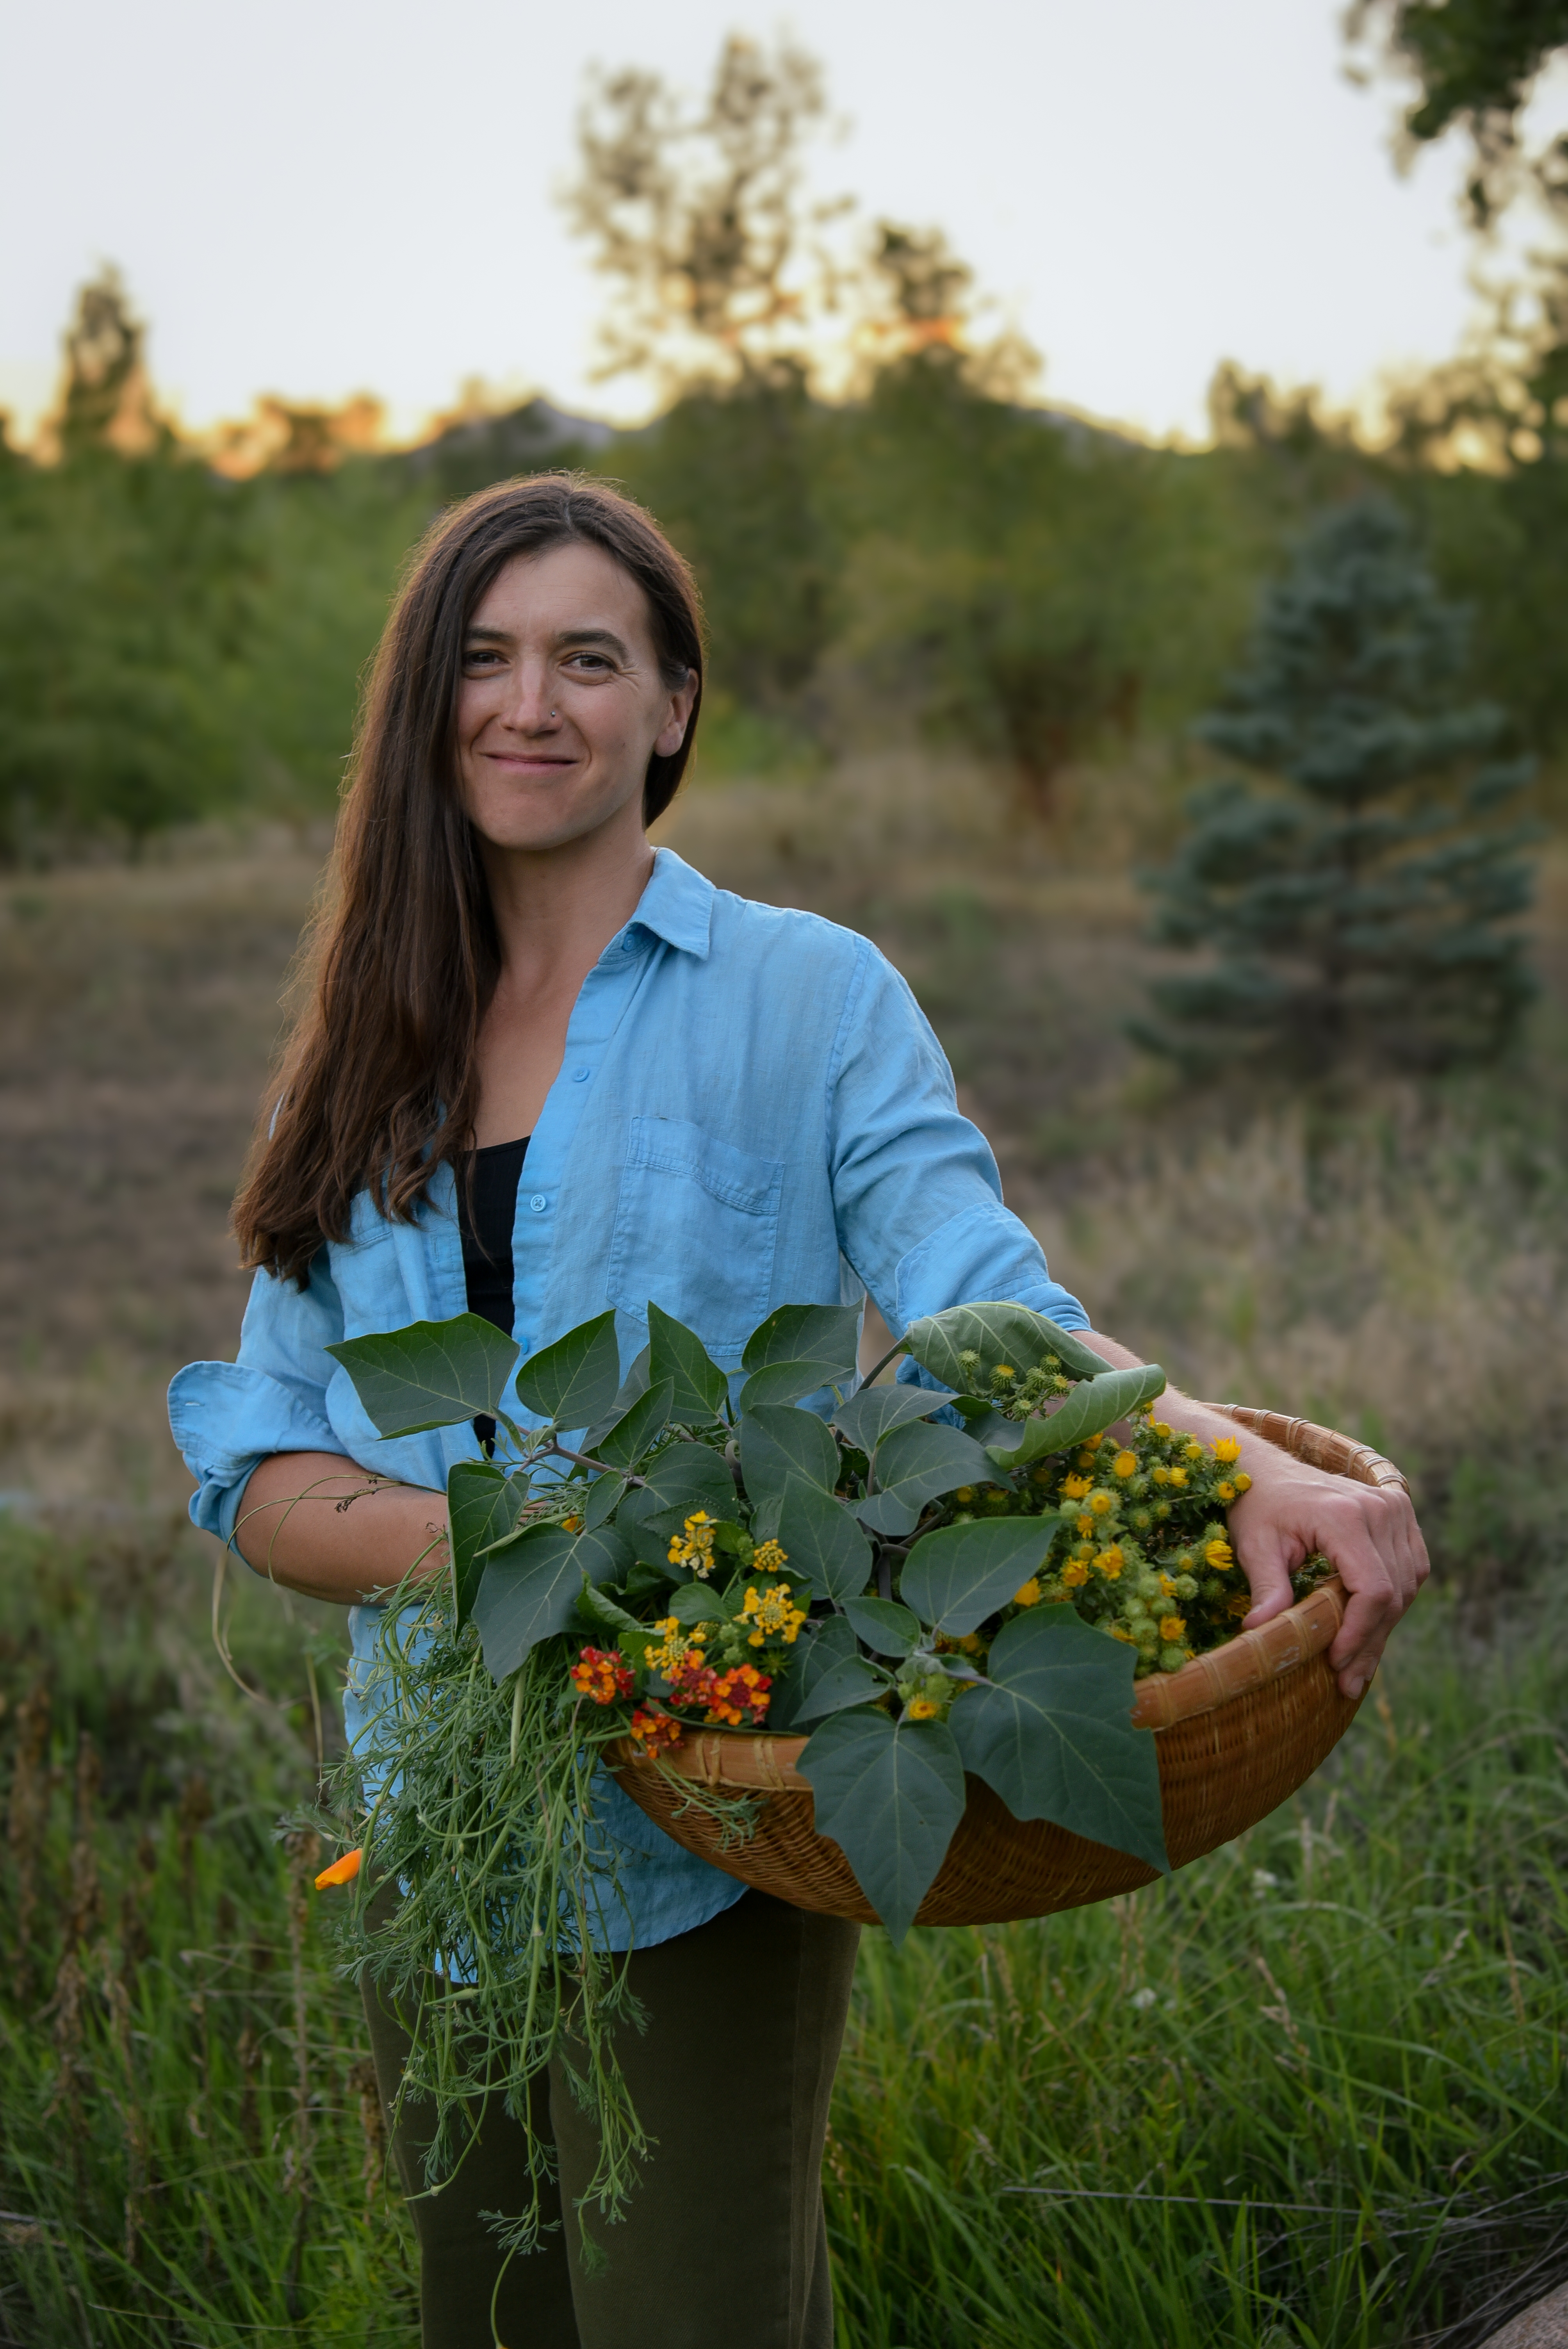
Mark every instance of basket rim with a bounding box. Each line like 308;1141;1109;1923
609;1401;1401;1796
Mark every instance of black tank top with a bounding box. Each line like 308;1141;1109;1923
458;1136;529;1337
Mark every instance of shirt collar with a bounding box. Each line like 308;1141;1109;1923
622;846;714;960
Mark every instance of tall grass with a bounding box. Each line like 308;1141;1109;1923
2;1525;1563;2346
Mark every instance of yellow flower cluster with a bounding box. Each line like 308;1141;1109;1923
643;1616;708;1677
741;1580;808;1648
950;1369;1296;1679
667;1511;717;1577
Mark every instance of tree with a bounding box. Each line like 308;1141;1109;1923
54;266;164;458
1134;498;1538;1074
566;35;848;718
562;34;846;397
839;250;1158;818
1347;0;1568;222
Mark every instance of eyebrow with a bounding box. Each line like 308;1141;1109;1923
463;623;633;659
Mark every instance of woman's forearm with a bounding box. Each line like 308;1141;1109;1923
233;1452;450;1605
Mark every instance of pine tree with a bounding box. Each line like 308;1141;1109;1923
1135;497;1538;1074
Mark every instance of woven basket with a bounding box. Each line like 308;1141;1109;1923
608;1404;1408;1927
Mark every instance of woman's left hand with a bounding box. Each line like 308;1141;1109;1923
1084;1330;1429;1698
1224;1445;1428;1697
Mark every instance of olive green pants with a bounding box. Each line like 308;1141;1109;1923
361;1890;861;2349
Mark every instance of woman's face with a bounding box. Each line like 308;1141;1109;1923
456;542;697;855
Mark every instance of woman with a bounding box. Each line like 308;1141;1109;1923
168;476;1426;2349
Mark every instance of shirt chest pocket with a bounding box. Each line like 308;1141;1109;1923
606;1116;784;1358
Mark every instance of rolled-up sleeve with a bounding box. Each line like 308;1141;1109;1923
826;941;1088;1357
167;1253;348;1546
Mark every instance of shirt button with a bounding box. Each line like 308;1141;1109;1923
529;1193;547;1214
572;1066;590;1082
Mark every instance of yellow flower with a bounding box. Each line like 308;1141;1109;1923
1113;1450;1137;1480
1076;1513;1095;1537
1159;1614;1187;1642
1183;1442;1203;1463
1062;1474;1092;1500
1227;1591;1252;1617
562;1513;583;1533
1089;1489;1115;1515
1204;1537;1234;1570
752;1538;788;1574
1211;1437;1242;1463
1216;1479;1237;1503
1013;1578;1042;1608
667;1510;718;1576
1062;1560;1090;1588
1152;1422;1172;1440
1167;1466;1188;1489
1233;1471;1252;1493
1158;1572;1178;1599
1151;1465;1170;1486
958;1632;984;1654
994;1365;1016;1381
954;1486;974;1504
905;1694;941;1721
1093;1546;1124;1579
1110;1625;1137;1644
740;1580;808;1646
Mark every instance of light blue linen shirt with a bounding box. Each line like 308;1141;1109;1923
168;847;1088;1950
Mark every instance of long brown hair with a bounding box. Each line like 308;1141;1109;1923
233;473;705;1286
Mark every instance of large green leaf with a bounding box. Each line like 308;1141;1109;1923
472;1522;631;1681
513;1312;622;1431
798;1709;967;1944
769;1613;861;1732
739;1404;840;1510
666;1582;725;1627
843;1597;921;1657
788;1650;888;1726
583;1346;651;1451
640;1442;738;1530
445;1461;531;1625
737;1359;850;1412
582;1472;627;1531
593;1379;675;1471
903;1303;1111;1394
613;1482;678;1572
831;1386;935;1455
741;1304;861;1378
900;1515;1065;1635
855;1419;994;1536
648;1303;729;1424
985;1363;1167;1469
326;1313;520;1439
773;1479;873;1606
950;1609;1167;1873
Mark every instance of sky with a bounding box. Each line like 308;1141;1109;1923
0;0;1509;449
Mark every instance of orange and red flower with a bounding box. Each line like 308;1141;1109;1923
628;1708;683;1756
569;1646;634;1706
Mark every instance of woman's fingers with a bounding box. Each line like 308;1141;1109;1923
1326;1490;1429;1697
1234;1519;1297;1629
1231;1474;1429;1700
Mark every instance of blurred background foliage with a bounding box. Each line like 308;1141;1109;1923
3;29;1568;873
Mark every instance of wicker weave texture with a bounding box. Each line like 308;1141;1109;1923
609;1404;1392;1925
